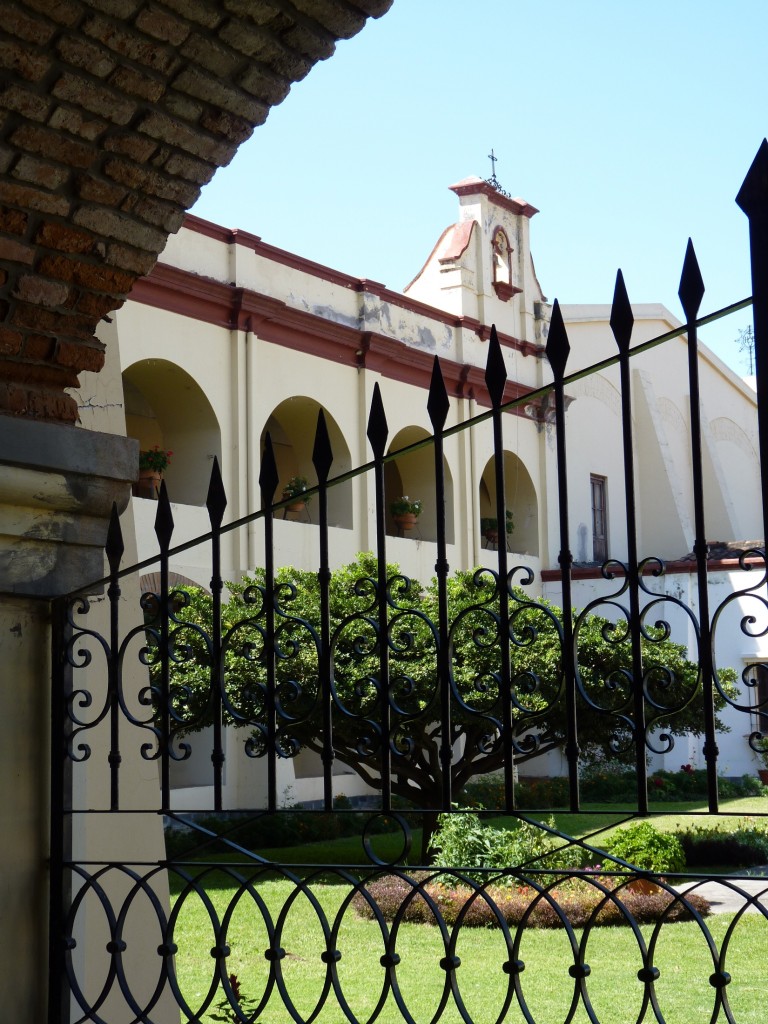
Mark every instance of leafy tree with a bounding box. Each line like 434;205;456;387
148;554;737;857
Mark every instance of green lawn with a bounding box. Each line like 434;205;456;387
176;797;768;872
168;876;768;1024
165;799;768;1022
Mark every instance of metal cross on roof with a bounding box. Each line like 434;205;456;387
485;148;512;199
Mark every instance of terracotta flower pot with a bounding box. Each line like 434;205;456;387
758;769;768;785
136;468;161;499
394;512;418;531
627;878;662;895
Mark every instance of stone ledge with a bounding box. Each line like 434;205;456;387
0;418;137;598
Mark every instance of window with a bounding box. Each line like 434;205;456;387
747;661;768;733
590;474;608;563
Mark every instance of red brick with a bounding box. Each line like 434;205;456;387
219;1;285;26
0;206;29;235
127;195;185;234
76;291;120;318
11;155;69;190
172;66;268;122
0;327;23;356
36;253;76;282
83;15;180;74
0;356;78;387
36;221;98;255
163;91;204;123
103;157;199;205
47;105;108;142
22;334;56;360
137;111;234;164
0;238;35;264
180;32;242;77
290;0;367;38
0;39;51;82
51;72;137;125
161;0;223;29
134;8;191;46
281;23;337;62
0;380;79;422
162;152;216;185
85;0;142;16
10;302;96;339
10;124;95;170
0;84;51;122
103;133;158;163
218;18;288;61
72;205;167;251
55;338;106;372
108;65;165;102
25;0;80;27
75;174;127;206
3;6;56;45
73;261;135;294
14;274;72;308
238;64;290;106
56;35;116;78
105;242;158;275
1;181;70;218
0;145;14;174
200;108;256;145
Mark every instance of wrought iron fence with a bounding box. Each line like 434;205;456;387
48;143;768;1024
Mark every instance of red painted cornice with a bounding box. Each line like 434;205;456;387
179;214;541;358
130;262;540;414
449;180;539;219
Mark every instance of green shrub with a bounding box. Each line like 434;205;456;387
677;819;768;868
602;822;686;873
579;762;638;802
430;811;582;884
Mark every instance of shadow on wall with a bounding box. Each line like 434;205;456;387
385;426;455;543
124;359;222;506
479;451;538;555
261;397;353;528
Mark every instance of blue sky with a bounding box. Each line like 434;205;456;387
191;0;766;373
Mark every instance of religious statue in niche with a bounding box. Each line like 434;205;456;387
491;227;521;301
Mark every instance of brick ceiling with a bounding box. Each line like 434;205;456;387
0;0;393;422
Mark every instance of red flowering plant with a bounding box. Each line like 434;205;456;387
139;446;173;472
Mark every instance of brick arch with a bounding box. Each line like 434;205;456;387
0;0;392;422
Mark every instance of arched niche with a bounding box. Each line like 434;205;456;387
261;397;353;529
479;452;538;555
385;426;455;543
123;359;222;506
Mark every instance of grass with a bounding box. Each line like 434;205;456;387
168;876;768;1024
174;797;768;873
164;799;768;1022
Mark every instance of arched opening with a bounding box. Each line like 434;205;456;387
385;426;455;543
479;452;538;555
260;397;353;528
123;359;222;506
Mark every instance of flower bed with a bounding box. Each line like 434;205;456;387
353;871;711;929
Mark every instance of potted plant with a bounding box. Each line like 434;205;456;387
137;446;172;499
482;509;514;545
282;476;310;513
389;495;423;531
754;736;768;785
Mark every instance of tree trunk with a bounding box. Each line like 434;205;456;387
419;809;440;864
